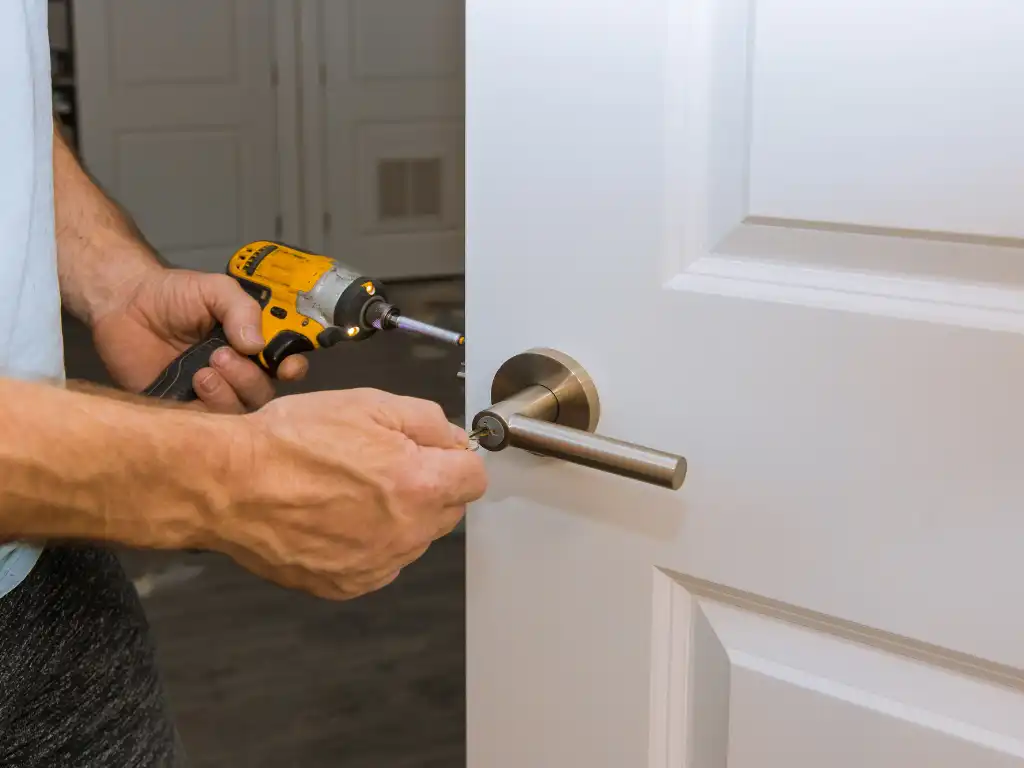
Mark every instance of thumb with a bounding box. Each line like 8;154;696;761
199;274;265;354
365;392;464;449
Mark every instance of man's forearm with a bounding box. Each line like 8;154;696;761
53;126;164;324
0;377;235;548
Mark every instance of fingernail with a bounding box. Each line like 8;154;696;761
197;371;218;391
242;325;264;347
211;347;232;367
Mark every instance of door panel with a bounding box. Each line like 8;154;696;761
302;0;465;278
467;0;1024;765
73;0;282;271
652;573;1024;766
746;0;1024;239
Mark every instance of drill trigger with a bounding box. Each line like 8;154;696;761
260;331;315;376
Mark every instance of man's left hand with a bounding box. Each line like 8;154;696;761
90;268;309;412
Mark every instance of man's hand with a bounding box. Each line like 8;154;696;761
209;388;487;599
0;381;487;600
90;268;308;412
51;127;305;411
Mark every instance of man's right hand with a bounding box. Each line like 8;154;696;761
206;388;487;600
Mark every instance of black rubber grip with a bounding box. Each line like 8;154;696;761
142;325;232;402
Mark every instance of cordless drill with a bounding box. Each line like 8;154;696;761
143;241;465;402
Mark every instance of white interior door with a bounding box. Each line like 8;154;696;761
301;0;465;279
73;0;294;271
467;1;1024;765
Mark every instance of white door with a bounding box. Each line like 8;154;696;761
300;0;465;279
73;0;295;271
467;0;1024;765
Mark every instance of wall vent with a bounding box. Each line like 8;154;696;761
377;157;443;221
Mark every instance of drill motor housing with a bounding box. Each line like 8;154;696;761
228;241;390;375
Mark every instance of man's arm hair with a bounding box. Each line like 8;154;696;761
9;129;238;548
52;124;166;326
0;375;236;548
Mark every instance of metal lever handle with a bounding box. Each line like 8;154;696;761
500;414;685;489
471;349;687;490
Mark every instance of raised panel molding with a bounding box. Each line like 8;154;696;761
308;0;466;277
76;0;280;271
668;255;1024;334
746;0;1024;239
352;0;463;80
665;0;1024;332
648;569;1024;767
108;0;239;86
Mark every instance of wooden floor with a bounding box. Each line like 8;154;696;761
65;280;467;767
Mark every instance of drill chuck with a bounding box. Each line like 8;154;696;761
364;300;397;331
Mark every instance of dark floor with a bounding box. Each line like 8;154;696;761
64;280;467;768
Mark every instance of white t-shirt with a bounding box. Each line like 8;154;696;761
0;0;66;597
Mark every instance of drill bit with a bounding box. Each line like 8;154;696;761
365;301;465;347
390;315;465;346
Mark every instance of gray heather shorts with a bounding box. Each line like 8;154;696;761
0;545;185;767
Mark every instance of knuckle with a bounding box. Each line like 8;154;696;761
238;363;269;387
211;349;239;374
406;397;445;424
216;349;245;372
393;526;430;556
334;569;392;599
402;465;444;503
418;398;444;417
403;544;431;566
338;388;380;412
226;361;273;394
425;401;447;424
350;387;385;402
376;570;402;589
323;582;362;601
439;505;467;535
206;272;236;293
197;273;232;304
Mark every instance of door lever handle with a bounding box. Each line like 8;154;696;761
470;349;686;490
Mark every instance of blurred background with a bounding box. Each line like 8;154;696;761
50;1;467;765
